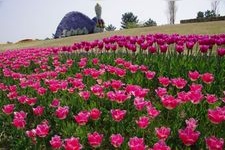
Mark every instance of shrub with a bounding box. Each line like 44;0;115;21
121;12;139;29
105;24;116;31
197;11;204;19
143;18;157;27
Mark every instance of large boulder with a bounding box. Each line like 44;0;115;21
54;11;96;38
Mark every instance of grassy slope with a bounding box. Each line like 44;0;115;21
0;21;225;51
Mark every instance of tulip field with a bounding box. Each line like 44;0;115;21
0;33;225;149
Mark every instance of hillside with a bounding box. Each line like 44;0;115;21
0;21;225;51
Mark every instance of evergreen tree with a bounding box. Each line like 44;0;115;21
105;24;116;31
121;12;139;29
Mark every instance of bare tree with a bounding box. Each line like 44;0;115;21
167;1;177;24
211;0;220;15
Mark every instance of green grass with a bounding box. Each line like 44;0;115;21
1;21;225;51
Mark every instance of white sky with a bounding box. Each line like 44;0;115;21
0;0;224;42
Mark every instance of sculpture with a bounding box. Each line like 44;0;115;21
54;3;105;38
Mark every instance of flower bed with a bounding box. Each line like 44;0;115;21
0;33;225;149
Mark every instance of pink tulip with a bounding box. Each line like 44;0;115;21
71;78;85;90
33;106;45;116
171;77;187;89
124;61;132;69
91;84;103;97
188;91;204;104
26;129;36;138
115;68;126;77
200;45;209;53
133;97;147;111
107;91;115;101
87;132;103;148
103;81;111;88
136;116;149;129
139;65;148;72
177;91;190;103
176;44;184;53
90;108;101;120
37;87;47;96
217;48;225;57
155;127;171;140
133;88;149;98
50;135;62;149
110;134;124;148
125;84;140;95
50;98;60;107
2;104;14;115
92;58;99;65
188;70;200;81
140;43;148;50
202;73;214;84
185;118;198;130
160;45;168;53
161;95;179;110
78;60;87;68
115;58;125;65
75;73;83;79
64;137;83;150
14;111;27;119
186;41;195;49
178;127;200;146
12;118;26;129
129;65;139;73
105;44;111;51
74;111;90;126
66;59;73;67
145;71;156;80
114;90;130;103
12;111;27;129
49;84;59;93
151;140;171;150
205;94;218;104
147;106;161;119
189;83;203;92
78;91;90;101
111;79;124;90
208;107;224;124
36;122;50;138
55;106;69;120
26;97;37;106
148;46;157;53
111;109;126;122
158;77;170;87
206;136;224;150
90;70;102;79
128;137;146;150
155;87;168;98
7;91;18;100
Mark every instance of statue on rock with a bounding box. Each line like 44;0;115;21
54;3;105;38
92;3;105;33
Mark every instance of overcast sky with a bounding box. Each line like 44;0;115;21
0;0;224;43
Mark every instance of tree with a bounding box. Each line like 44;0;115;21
211;0;220;15
167;1;177;24
121;12;139;29
204;10;216;18
105;24;116;31
143;18;157;27
197;11;204;19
